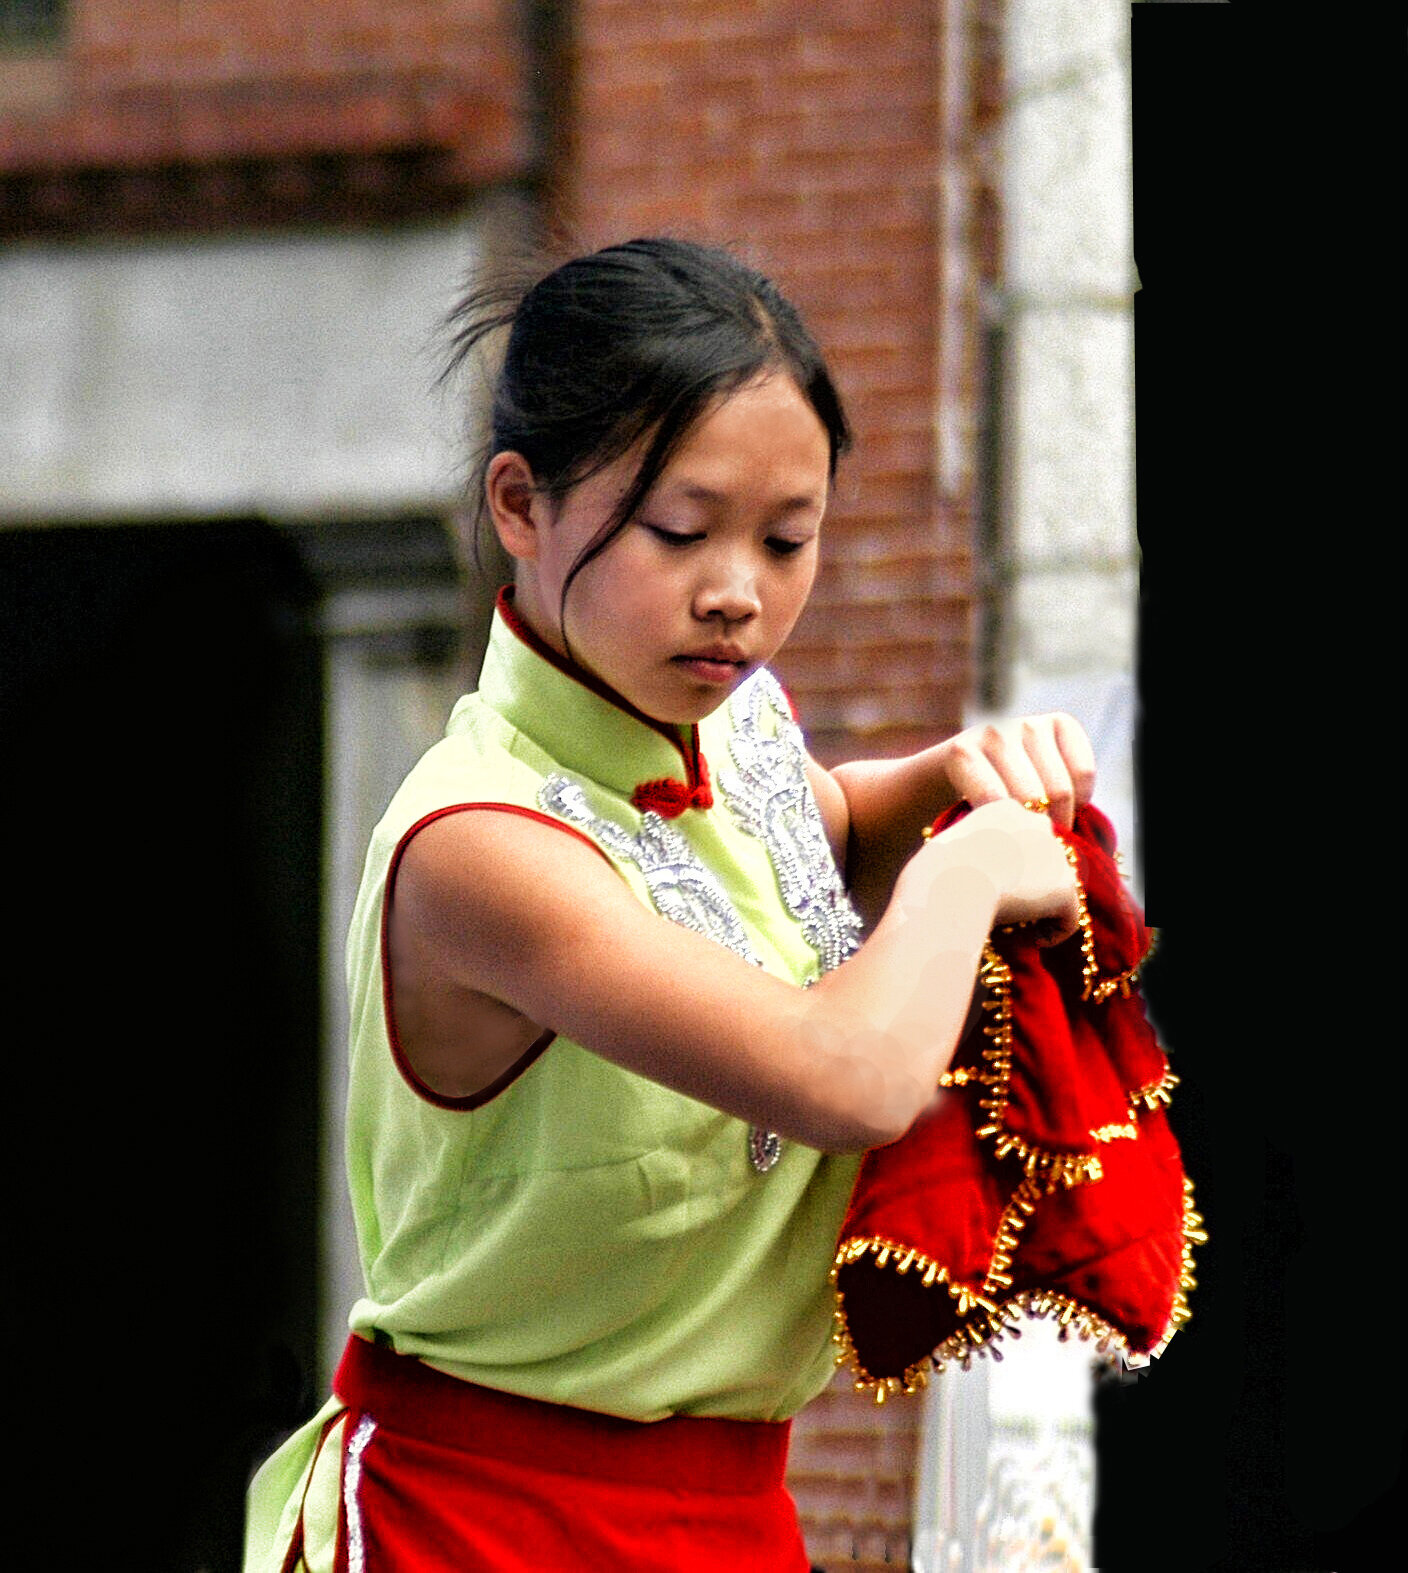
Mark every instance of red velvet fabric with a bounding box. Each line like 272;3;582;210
834;803;1200;1393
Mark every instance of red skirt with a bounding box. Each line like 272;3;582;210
289;1336;812;1572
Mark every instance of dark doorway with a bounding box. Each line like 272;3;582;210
2;519;322;1571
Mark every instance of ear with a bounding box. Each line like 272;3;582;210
485;451;545;562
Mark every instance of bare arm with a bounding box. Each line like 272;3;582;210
390;796;1077;1154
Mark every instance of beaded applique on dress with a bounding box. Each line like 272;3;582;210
539;776;765;965
722;671;863;976
720;673;862;1173
539;673;861;1178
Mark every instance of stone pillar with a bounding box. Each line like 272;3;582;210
997;0;1139;892
914;7;1135;1570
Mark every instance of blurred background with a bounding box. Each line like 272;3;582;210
8;4;1386;1572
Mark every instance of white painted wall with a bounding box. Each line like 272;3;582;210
1;217;480;522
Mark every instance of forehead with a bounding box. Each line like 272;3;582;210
652;375;831;503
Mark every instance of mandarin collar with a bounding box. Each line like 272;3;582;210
475;588;713;813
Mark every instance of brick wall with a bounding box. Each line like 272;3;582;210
2;0;987;756
786;1381;926;1572
564;0;980;767
0;0;526;233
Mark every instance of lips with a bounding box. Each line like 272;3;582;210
672;649;750;684
678;645;747;665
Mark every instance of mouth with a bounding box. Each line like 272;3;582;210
671;650;751;685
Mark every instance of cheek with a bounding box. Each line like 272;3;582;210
610;537;692;603
777;556;818;620
571;540;667;634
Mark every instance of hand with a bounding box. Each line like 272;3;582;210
928;797;1081;945
933;713;1096;831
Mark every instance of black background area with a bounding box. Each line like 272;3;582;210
1;520;322;1570
1102;9;1404;1572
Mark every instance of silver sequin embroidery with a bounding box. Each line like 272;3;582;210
722;671;864;976
539;776;765;965
343;1413;377;1573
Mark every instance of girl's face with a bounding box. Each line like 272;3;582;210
504;374;832;725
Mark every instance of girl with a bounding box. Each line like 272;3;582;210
243;236;1094;1573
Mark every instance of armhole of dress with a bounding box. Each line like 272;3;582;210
379;802;610;1112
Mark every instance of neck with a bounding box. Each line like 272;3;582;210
505;575;571;663
487;586;714;818
496;586;695;754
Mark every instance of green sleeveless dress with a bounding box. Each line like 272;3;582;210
243;596;864;1572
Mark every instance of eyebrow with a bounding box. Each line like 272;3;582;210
670;482;825;513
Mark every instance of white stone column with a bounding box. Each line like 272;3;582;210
915;7;1136;1570
999;0;1139;893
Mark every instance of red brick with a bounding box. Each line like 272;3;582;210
563;8;983;803
5;0;525;192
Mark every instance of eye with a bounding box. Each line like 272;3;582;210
643;524;704;548
766;536;811;558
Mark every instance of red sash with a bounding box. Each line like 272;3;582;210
291;1336;811;1572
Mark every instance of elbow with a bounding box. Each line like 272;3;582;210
806;1106;922;1156
799;1058;932;1155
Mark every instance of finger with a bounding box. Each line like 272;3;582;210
1017;718;1077;828
977;721;1050;811
940;729;1016;808
1030;915;1072;948
1032;912;1078;948
1032;856;1082;948
1052;712;1098;810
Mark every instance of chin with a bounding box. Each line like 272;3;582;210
646;696;721;727
628;670;739;727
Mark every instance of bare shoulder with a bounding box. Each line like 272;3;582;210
385;808;611;1101
389;806;614;982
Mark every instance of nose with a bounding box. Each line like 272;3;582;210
693;556;762;623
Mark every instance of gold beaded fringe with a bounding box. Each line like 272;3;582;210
832;1179;1206;1402
833;831;1200;1401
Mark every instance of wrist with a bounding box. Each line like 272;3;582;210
894;831;1002;940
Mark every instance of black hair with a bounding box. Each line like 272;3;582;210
441;236;851;647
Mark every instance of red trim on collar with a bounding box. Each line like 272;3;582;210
495;584;711;800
